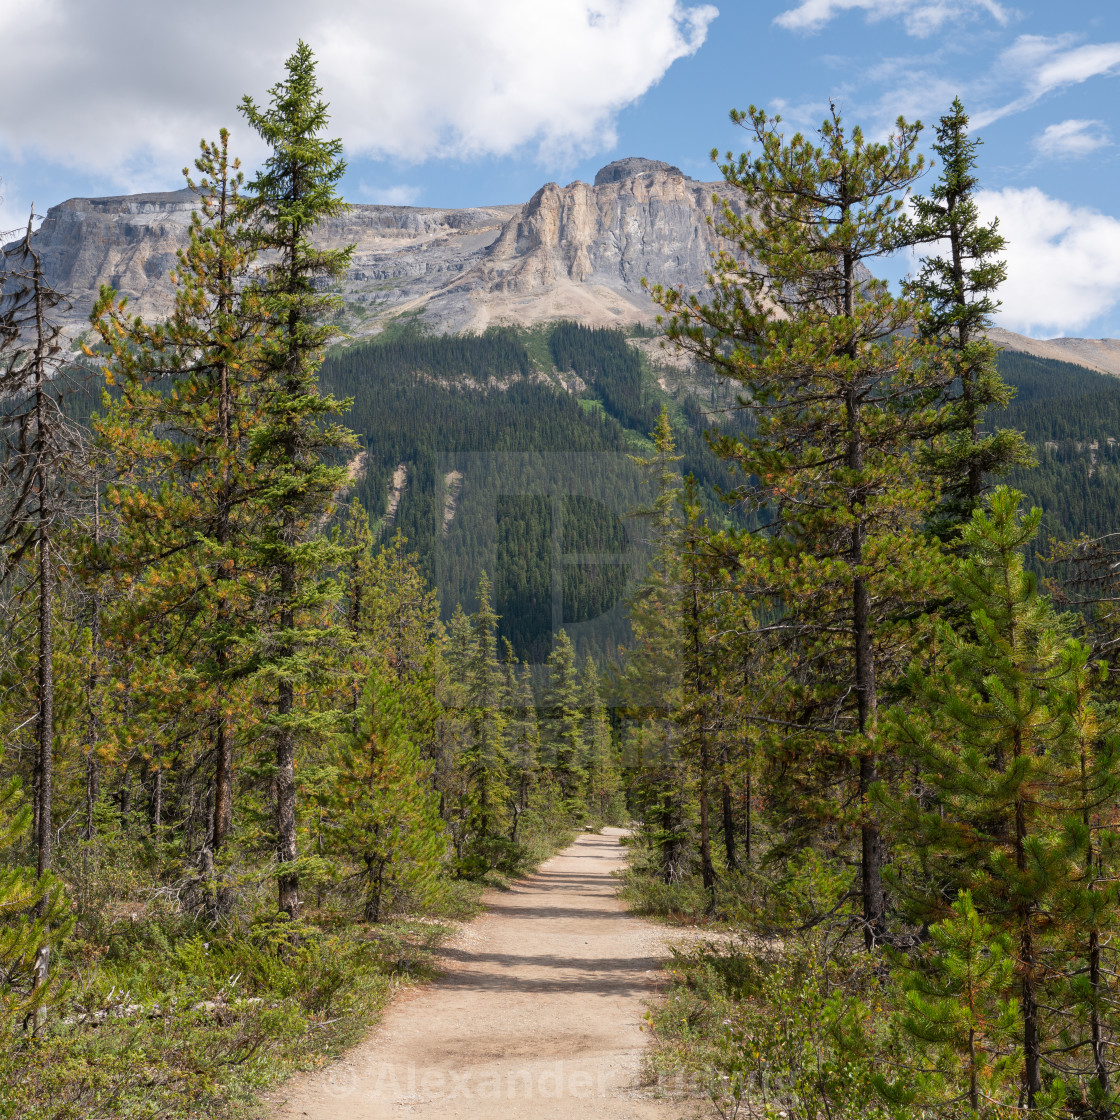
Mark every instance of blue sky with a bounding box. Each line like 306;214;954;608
2;0;1118;338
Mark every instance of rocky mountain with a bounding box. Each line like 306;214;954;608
12;158;1118;375
15;157;739;338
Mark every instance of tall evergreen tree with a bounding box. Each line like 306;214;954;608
620;408;688;881
0;216;81;887
461;573;509;846
651;105;951;944
90;130;263;873
239;42;357;918
886;488;1120;1108
502;642;540;841
901;98;1031;536
543;630;585;808
581;655;622;826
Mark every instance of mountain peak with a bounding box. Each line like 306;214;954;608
593;158;688;186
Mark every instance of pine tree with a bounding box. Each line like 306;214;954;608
330;671;444;921
462;573;509;848
502;642;540;842
876;892;1022;1118
0;767;70;1037
901;98;1032;537
677;476;720;908
886;487;1120;1107
651;105;951;945
239;42;357;919
0;215;82;886
620;407;688;880
90;130;264;876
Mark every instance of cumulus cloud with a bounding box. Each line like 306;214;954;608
1033;119;1111;159
974;35;1120;126
0;0;716;189
774;0;1010;37
979;187;1120;336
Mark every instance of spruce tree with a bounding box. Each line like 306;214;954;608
239;42;357;918
502;642;540;842
543;630;585;810
581;655;622;826
901;98;1031;537
620;407;688;880
461;573;509;849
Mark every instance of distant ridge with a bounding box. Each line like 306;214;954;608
989;327;1120;379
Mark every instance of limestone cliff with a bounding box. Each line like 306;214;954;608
10;161;736;336
13;169;1116;372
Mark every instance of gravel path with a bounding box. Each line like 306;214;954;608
268;828;690;1119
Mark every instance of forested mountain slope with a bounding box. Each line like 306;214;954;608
319;322;747;663
995;350;1120;543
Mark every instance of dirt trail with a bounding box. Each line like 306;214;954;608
269;828;688;1119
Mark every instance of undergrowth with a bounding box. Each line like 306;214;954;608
3;811;574;1120
621;825;910;1119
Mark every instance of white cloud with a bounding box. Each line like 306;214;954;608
978;187;1120;336
358;184;423;206
974;35;1120;126
0;1;716;191
774;0;1010;37
1033;119;1110;159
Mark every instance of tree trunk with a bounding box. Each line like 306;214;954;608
1015;787;1041;1107
33;255;53;889
36;520;53;882
151;765;162;834
743;773;752;866
85;492;101;840
698;764;715;911
276;553;300;919
214;719;233;851
721;783;738;872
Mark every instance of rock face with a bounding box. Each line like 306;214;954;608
592;157;688;185
17;171;1119;371
10;161;736;336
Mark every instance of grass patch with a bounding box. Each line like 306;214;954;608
2;811;574;1120
2;907;457;1120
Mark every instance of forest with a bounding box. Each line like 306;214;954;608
4;40;1120;1120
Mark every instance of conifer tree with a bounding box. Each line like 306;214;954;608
876;892;1022;1118
239;42;357;918
678;476;720;907
330;671;444;921
543;630;585;809
901;98;1031;536
90;130;263;871
0;215;81;885
886;487;1120;1107
581;656;622;825
0;765;70;1037
620;408;688;880
502;642;540;841
651;105;951;944
461;573;509;847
